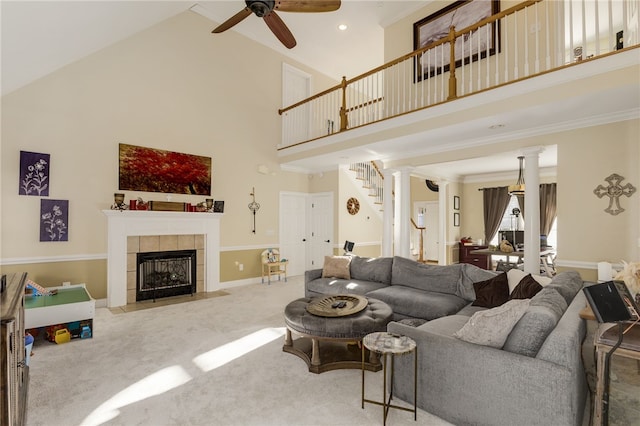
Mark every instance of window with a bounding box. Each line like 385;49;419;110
489;195;557;248
490;196;523;246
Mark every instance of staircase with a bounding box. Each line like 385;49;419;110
348;161;384;210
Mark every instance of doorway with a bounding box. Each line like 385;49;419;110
413;201;439;262
279;192;334;276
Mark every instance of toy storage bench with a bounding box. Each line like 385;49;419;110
25;283;95;339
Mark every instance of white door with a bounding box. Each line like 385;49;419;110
279;192;307;276
414;201;439;261
282;63;311;145
308;193;334;269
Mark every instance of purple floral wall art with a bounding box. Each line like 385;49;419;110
20;151;50;196
40;199;69;242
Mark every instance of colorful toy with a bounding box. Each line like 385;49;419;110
45;324;66;342
25;279;58;296
80;326;92;339
54;329;70;344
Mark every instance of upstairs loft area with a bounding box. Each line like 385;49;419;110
277;0;640;171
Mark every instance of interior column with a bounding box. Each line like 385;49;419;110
381;168;394;257
393;167;412;258
437;179;449;265
523;147;544;275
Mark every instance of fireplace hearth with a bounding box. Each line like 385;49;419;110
137;250;196;301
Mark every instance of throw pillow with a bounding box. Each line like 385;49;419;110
472;272;509;308
545;271;584;304
507;269;552;294
322;256;351;279
509;274;543;300
502;288;568;357
454;299;531;348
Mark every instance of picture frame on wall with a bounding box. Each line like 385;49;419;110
40;199;69;241
413;0;500;82
119;143;212;195
19;151;50;196
454;196;460;210
454;212;460;227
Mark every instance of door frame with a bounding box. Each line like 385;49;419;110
279;191;334;276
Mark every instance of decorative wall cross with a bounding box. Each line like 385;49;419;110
593;173;636;216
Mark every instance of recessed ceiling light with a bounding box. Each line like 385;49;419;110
338;24;348;31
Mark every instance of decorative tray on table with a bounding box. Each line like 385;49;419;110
306;294;368;317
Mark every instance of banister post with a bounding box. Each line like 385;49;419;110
339;76;348;131
447;26;457;100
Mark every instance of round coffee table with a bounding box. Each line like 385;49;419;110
283;296;393;374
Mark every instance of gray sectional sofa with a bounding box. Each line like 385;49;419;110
305;255;496;322
305;255;588;426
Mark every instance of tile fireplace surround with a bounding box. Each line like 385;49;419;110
103;210;222;308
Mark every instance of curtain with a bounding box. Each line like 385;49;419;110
539;183;557;236
483;186;511;243
515;194;525;219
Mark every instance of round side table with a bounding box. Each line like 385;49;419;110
362;332;417;425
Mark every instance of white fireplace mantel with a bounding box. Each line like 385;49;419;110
103;210;222;307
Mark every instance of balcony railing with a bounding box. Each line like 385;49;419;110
278;0;639;149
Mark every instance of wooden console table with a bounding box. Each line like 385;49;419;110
470;248;556;276
1;272;29;426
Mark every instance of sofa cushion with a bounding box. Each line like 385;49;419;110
453;299;530;348
502;288;568;357
417;314;471;337
367;285;468;320
322;256;351;279
391;256;463;295
472;272;509;308
305;278;388;297
456;303;487;317
349;256;393;284
459;264;500;301
545;271;584;304
397;318;428;327
509;274;543;300
507;268;551;294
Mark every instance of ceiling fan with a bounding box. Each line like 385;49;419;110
212;0;341;49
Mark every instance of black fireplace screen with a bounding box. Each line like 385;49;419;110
137;250;196;301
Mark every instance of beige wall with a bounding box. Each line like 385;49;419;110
338;167;383;256
2;6;638;298
0;12;337;293
457;120;640;272
556;121;639;264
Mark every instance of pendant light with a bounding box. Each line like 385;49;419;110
508;156;525;195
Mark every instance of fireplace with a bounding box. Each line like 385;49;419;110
103;210;222;308
137;250;197;301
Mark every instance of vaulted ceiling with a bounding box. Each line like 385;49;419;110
6;1;632;179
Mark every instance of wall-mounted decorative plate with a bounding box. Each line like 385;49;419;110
347;197;360;215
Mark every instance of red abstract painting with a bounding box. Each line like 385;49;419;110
119;144;211;195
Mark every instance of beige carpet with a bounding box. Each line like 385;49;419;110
26;276;451;426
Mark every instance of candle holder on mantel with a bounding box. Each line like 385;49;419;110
111;193;128;210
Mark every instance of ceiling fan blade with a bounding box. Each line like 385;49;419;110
263;11;297;49
212;7;252;33
274;0;341;13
